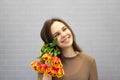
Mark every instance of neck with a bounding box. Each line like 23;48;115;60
62;46;77;58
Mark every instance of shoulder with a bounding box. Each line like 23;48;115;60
79;52;96;63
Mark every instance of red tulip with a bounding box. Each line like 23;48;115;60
52;67;59;77
40;64;47;73
44;66;53;76
30;55;65;78
51;56;63;68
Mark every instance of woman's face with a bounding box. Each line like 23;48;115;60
51;21;73;49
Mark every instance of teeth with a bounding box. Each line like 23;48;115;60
61;35;70;43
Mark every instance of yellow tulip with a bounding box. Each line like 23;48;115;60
51;56;63;68
42;53;52;64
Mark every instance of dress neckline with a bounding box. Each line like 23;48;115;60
62;51;80;59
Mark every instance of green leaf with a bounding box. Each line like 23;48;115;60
41;47;44;52
53;51;57;56
57;51;61;55
39;38;61;59
51;38;57;47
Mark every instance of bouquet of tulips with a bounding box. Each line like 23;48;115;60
30;39;65;78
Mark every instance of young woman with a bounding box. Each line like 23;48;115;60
38;18;98;80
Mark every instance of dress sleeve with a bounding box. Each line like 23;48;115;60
89;58;98;80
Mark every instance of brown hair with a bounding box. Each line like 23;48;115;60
40;18;82;53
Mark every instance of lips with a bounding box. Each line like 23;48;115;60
61;35;70;43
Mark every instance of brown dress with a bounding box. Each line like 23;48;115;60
52;52;98;80
38;52;98;80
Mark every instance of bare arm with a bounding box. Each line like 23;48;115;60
38;73;52;80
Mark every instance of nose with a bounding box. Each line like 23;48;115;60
61;31;66;38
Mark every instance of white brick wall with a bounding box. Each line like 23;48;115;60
0;0;120;80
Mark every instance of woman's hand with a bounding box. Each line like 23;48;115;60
42;73;52;80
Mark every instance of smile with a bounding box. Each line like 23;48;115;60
61;35;71;43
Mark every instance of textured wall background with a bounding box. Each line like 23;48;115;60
0;0;120;80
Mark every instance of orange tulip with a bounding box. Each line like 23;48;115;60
30;61;36;67
42;53;52;64
45;66;53;76
56;68;65;78
51;56;63;68
30;55;65;78
30;61;41;72
40;64;47;73
52;67;59;77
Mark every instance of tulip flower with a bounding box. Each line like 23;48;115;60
30;61;41;72
56;68;65;78
40;64;47;73
44;66;53;76
42;53;52;64
51;56;63;68
30;39;65;78
52;67;58;77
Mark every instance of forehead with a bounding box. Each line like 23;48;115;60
51;21;66;33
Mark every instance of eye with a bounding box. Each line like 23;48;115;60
62;27;67;31
54;32;60;38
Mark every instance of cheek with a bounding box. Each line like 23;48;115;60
56;37;60;43
56;37;61;46
68;30;72;35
